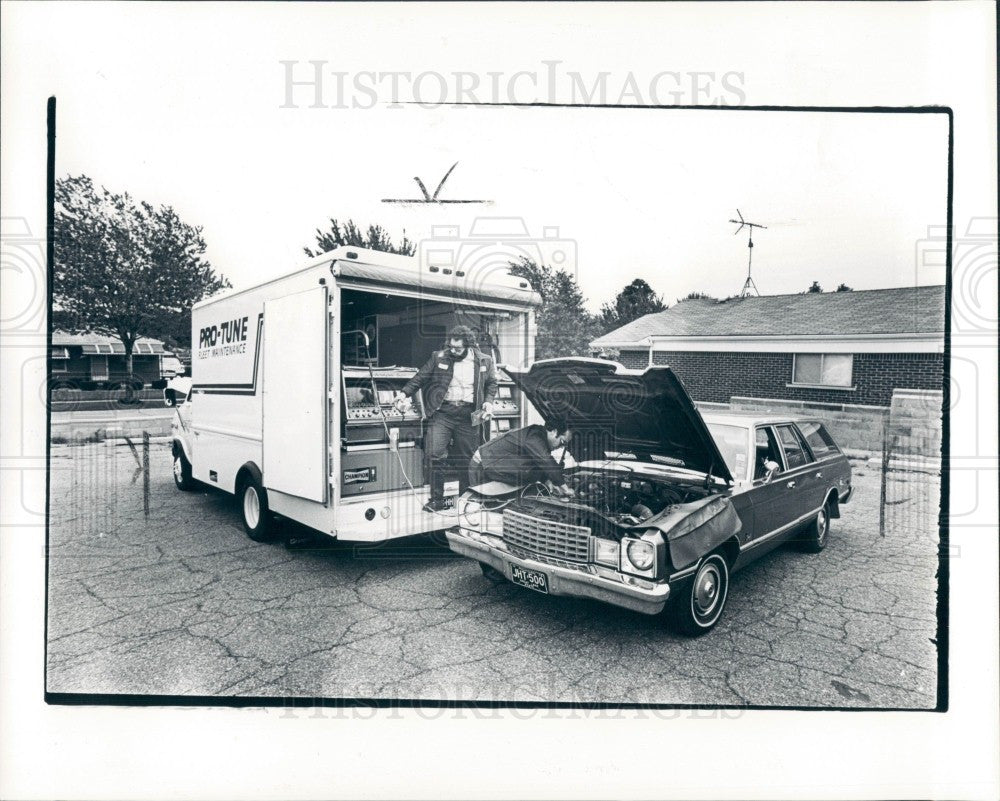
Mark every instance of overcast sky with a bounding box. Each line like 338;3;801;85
11;4;949;311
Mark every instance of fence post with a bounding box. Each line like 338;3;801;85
142;431;150;518
879;411;890;537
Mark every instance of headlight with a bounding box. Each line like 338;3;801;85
625;539;655;571
594;538;620;567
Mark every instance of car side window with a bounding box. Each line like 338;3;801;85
754;426;784;480
776;424;812;469
798;421;840;458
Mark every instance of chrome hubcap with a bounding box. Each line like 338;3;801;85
244;486;260;528
173;457;182;480
818;510;828;542
694;565;721;615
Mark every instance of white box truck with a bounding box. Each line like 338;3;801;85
170;245;541;543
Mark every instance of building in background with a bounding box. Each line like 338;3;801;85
50;331;168;389
591;285;946;453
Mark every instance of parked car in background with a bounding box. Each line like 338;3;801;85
447;358;853;635
161;354;185;378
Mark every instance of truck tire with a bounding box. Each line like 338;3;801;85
239;474;275;543
173;450;196;491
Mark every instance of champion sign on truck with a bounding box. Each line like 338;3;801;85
170;245;541;544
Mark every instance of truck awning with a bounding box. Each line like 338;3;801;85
333;258;543;309
50;346;70;359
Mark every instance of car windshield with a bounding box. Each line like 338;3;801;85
706;423;749;480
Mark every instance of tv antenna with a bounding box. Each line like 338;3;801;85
382;161;491;204
729;209;767;296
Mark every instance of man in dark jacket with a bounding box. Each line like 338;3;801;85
468;419;575;498
394;325;498;513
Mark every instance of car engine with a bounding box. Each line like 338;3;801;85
506;468;712;540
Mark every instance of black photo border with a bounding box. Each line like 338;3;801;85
43;98;953;714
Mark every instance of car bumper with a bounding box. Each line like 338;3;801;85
446;527;671;616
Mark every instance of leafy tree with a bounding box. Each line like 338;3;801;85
836;283;853;292
806;281;823;293
305;218;415;257
53;175;230;373
600;278;666;330
508;257;601;359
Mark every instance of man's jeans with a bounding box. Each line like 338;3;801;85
425;401;478;502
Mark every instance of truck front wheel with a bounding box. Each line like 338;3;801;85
173;451;196;491
239;475;274;542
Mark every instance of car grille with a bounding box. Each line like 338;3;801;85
502;509;591;562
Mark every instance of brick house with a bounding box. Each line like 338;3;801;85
50;330;168;389
590;286;946;452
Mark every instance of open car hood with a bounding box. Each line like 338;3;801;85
504;358;733;484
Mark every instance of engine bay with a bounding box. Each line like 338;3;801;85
507;467;713;540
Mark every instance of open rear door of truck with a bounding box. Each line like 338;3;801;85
262;286;328;503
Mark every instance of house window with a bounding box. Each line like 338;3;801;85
51;346;69;373
90;356;109;381
791;353;853;388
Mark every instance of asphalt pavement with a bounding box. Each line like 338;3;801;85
45;440;941;708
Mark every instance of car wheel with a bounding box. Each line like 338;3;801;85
799;501;831;553
239;475;274;543
164;390;176;407
173;450;196;491
479;562;506;583
666;552;730;636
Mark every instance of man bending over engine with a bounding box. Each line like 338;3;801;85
469;419;575;498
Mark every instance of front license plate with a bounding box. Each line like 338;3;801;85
510;564;549;594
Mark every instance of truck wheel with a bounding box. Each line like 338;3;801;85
664;552;730;636
173;451;196;491
799;501;831;553
239;475;274;542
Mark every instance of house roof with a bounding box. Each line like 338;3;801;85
590;285;946;347
52;330;166;355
